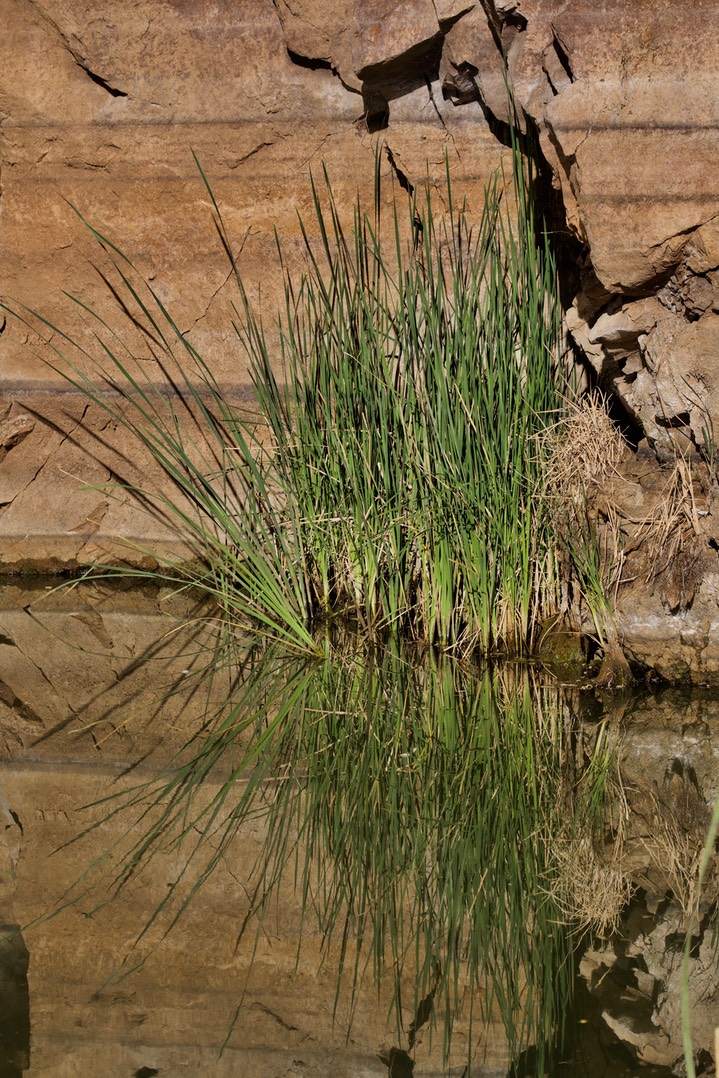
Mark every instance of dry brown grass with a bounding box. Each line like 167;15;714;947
544;393;629;637
553;830;634;937
547;393;710;625
641;763;717;916
546;392;628;504
622;454;705;611
550;716;634;936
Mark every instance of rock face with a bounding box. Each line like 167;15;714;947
0;0;505;572
2;1;719;673
272;0;719;458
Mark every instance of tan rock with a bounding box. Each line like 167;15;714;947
3;0;719;630
588;298;662;349
441;6;503;113
273;0;360;87
352;0;440;81
521;2;719;291
685;217;719;275
434;0;476;21
0;413;34;452
645;314;719;450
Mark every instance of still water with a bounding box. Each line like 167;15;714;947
0;582;715;1077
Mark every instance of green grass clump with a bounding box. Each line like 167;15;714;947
6;139;567;656
239;148;566;653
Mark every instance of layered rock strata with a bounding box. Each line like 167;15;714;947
2;1;719;674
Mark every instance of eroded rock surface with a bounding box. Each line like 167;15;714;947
2;1;719;672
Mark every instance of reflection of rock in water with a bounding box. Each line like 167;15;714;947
612;690;719;917
0;926;30;1076
509;967;677;1078
580;892;718;1074
570;691;719;1076
377;1046;414;1076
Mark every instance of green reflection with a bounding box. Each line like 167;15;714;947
71;636;613;1071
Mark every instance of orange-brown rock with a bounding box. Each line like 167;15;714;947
0;0;505;572
3;0;719;674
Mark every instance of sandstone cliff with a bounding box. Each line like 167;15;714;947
2;0;718;675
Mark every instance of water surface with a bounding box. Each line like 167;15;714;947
0;582;714;1076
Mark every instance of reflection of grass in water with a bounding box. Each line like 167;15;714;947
67;637;611;1069
269;649;573;1064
